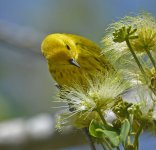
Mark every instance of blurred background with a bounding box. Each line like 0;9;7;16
0;0;156;149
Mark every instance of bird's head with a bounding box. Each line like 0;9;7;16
41;33;80;68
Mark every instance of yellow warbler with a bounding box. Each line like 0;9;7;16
41;33;113;88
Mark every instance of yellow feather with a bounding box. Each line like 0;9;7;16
41;33;113;88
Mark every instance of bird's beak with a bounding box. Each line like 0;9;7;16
69;59;80;68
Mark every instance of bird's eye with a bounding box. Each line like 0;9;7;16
66;44;70;50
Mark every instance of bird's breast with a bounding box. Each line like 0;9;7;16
49;55;110;88
49;64;98;88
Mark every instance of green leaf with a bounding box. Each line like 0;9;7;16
119;119;130;144
96;128;120;147
89;120;104;138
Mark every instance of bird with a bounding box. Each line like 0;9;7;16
41;33;113;89
41;34;114;149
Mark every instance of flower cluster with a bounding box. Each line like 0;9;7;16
53;12;156;150
56;72;130;129
102;12;156;88
102;12;156;54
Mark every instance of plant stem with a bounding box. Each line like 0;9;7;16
82;128;96;150
97;109;107;124
149;86;156;97
103;137;113;150
96;109;113;150
144;49;156;95
125;39;148;84
133;125;143;150
101;143;107;150
145;48;156;70
96;109;114;130
128;135;131;145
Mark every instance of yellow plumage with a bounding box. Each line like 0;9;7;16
41;33;113;88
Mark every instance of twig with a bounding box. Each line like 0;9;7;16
82;128;96;150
